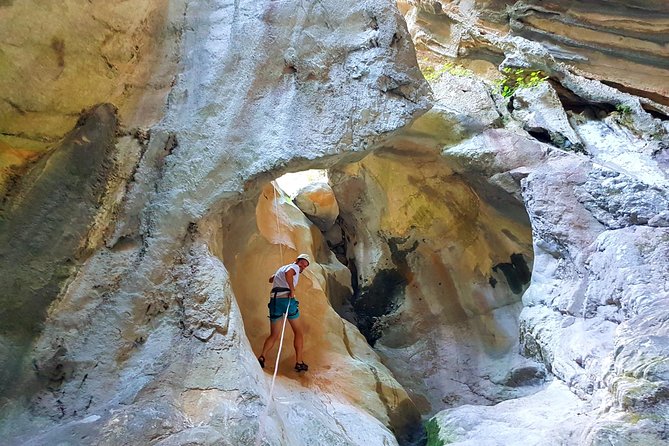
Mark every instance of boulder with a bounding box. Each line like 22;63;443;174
293;182;340;232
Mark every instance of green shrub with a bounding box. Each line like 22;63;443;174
422;62;473;82
425;418;458;445
496;68;548;97
616;104;632;115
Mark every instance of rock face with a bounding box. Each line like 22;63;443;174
2;0;669;445
219;182;421;444
0;0;430;445
519;151;669;443
293;182;340;231
0;104;131;397
409;36;669;446
399;0;669;108
0;0;184;191
330;141;540;415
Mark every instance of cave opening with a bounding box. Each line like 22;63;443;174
218;147;542;445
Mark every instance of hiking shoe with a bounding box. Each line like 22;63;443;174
294;362;308;372
258;356;265;369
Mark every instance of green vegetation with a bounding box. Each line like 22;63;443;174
421;61;473;82
425;418;458;446
616;104;633;115
496;67;548;97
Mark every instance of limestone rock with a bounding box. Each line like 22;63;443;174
0;0;183;186
330;144;540;416
0;104;130;397
426;380;592;446
519;149;669;443
576;168;669;228
148;0;431;243
0;1;430;444
400;0;669;106
3;0;669;444
511;82;583;150
293;182;340;232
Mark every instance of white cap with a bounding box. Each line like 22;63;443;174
296;253;311;265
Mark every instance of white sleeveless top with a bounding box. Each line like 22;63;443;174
272;263;300;290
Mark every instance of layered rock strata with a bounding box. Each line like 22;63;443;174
399;0;669;107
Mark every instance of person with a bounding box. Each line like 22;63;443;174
258;254;311;372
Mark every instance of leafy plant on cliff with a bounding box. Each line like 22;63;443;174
616;103;633;115
421;61;473;82
496;67;548;97
425;418;457;445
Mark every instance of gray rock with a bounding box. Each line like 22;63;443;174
576;168;669;229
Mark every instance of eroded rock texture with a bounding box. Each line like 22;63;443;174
399;0;669;107
329;139;538;414
1;0;669;445
394;2;669;444
0;0;429;444
0;0;183;193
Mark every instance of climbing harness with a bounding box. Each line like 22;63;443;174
268;286;296;320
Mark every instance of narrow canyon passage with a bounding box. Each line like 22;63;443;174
2;0;668;443
210;139;542;445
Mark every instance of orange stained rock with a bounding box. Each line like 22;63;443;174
220;181;415;428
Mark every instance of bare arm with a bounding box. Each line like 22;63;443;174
268;275;274;283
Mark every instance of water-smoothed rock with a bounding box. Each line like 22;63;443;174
330;141;540;415
519;150;669;443
0;1;430;444
4;0;669;444
426;380;591;446
293;182;340;232
0;0;183;190
0;104;130;397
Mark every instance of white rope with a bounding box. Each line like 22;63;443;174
255;182;292;446
268;181;290;399
272;181;285;265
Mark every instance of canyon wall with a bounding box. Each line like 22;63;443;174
0;0;430;444
1;0;668;445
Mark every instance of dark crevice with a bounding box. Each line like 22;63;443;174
600;79;669;109
526;128;552;145
492;253;531;294
551;80;618;116
352;268;406;345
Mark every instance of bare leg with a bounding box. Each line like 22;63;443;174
260;320;282;359
288;317;305;364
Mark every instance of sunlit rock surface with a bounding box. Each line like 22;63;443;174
218;182;421;443
330;146;541;415
0;0;184;191
293;182;341;231
2;0;669;444
428;380;590;445
399;0;669;107
0;0;429;444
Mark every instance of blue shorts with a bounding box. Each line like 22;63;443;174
268;298;300;321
